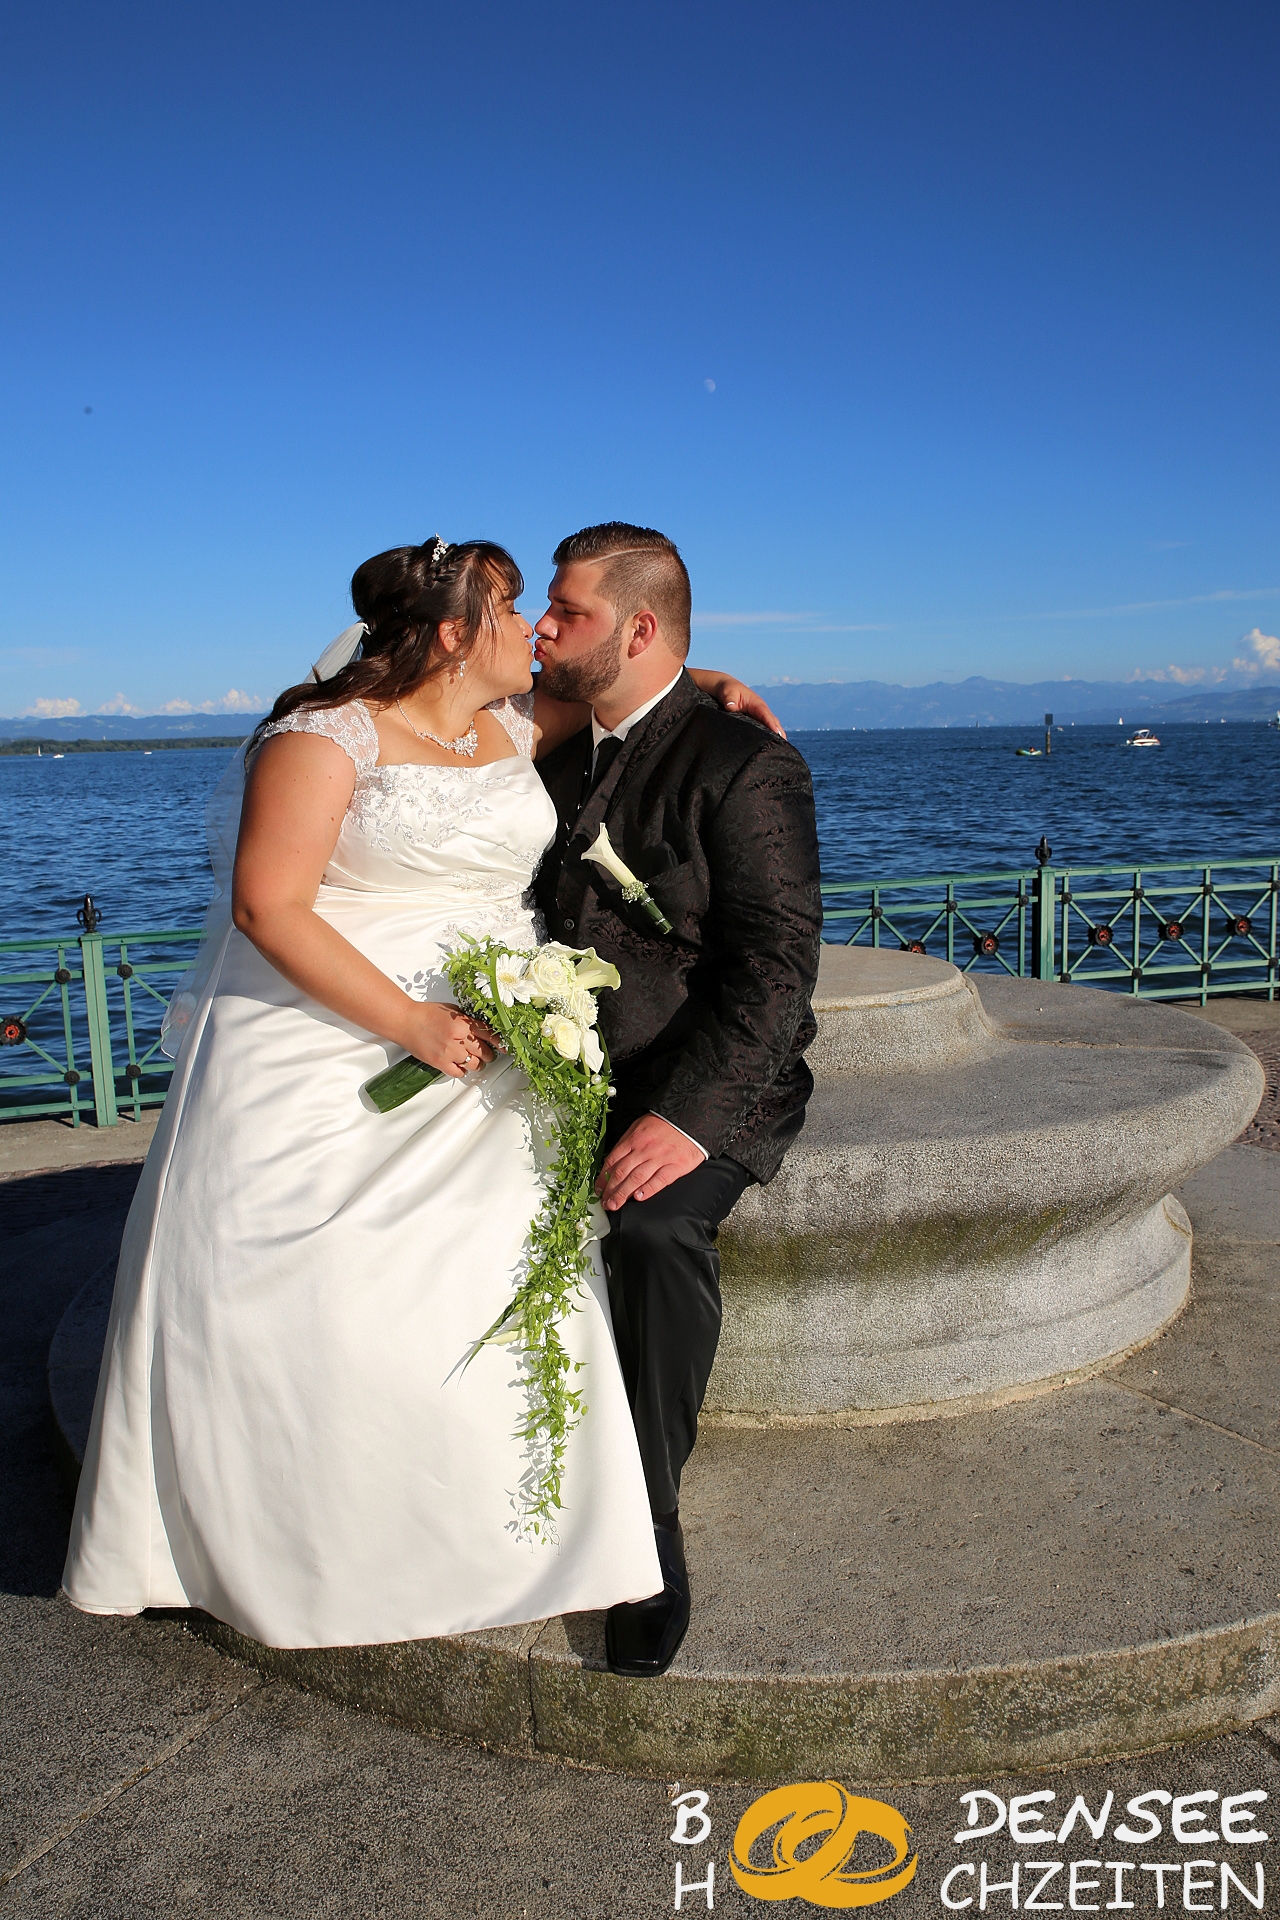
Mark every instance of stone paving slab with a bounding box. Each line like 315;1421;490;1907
0;1110;158;1179
4;1676;1279;1918
1106;1241;1280;1450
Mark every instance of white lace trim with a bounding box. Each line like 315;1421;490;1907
486;690;535;757
259;699;380;775
261;691;533;769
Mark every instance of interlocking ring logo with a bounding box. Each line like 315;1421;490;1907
729;1781;918;1908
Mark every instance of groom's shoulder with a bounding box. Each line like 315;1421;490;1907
670;689;812;786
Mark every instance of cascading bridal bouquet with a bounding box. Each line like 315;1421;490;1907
363;936;621;1536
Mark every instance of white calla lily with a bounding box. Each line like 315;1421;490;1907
570;947;621;992
580;825;673;935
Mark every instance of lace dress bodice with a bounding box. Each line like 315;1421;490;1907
258;692;554;948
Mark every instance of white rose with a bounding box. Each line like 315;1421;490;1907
541;1013;582;1061
580;1025;604;1073
557;984;598;1028
525;949;576;1005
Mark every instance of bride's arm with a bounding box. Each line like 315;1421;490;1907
531;670;785;759
232;733;493;1078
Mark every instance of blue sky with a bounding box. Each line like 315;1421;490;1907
3;0;1279;717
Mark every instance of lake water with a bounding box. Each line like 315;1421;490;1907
4;724;1278;942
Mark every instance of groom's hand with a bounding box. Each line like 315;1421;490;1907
596;1115;705;1210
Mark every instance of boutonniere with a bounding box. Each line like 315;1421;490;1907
581;824;673;934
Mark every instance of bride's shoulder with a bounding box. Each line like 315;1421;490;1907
257;698;380;775
485;690;536;757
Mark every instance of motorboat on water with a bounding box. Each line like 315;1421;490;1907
1014;746;1042;757
1125;728;1160;748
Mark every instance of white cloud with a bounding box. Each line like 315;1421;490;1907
693;611;816;627
204;688;261;713
23;696;83;718
1231;628;1280;677
1034;586;1280;621
155;689;263;715
96;693;145;716
1123;663;1221;685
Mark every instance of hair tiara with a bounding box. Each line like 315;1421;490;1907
425;534;452;569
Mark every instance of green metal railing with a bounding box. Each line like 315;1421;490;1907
820;852;1279;1003
0;899;201;1125
3;853;1276;1125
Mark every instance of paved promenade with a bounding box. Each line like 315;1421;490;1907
3;997;1279;1916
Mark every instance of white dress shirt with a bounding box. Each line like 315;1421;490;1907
590;667;685;755
591;669;709;1165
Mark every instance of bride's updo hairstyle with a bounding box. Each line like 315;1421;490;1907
261;536;524;731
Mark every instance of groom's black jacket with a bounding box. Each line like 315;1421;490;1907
533;671;822;1184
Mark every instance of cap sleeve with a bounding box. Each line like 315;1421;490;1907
486;691;536;758
257;699;380;775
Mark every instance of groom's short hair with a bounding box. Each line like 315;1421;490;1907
553;523;692;658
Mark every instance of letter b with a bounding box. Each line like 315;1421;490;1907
672;1791;712;1847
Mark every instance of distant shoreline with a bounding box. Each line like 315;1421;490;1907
0;737;250;756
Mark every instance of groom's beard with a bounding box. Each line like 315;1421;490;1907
536;624;626;706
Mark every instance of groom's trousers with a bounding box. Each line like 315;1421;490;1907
602;1155;753;1518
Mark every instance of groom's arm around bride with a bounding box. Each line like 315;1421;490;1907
532;522;823;1677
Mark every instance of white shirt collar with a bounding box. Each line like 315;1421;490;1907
591;668;684;750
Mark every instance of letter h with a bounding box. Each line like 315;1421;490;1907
675;1858;715;1910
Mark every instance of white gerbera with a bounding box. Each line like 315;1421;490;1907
493;952;532;1007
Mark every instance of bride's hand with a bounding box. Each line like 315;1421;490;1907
405;1003;496;1079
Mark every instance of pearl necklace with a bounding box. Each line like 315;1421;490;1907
395;698;479;758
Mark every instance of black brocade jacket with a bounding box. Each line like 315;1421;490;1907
532;671;823;1184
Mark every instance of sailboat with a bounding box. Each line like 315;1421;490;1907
1268;709;1280;732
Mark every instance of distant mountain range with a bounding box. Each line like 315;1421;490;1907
762;677;1280;730
0;713;264;741
2;676;1279;742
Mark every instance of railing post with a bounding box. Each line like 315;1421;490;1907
1032;837;1055;982
79;932;119;1127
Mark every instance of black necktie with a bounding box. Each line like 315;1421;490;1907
586;733;624;796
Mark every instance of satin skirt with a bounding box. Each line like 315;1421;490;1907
62;898;661;1649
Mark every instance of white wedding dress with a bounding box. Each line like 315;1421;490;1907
63;692;661;1649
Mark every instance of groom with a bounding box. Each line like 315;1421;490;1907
533;523;822;1678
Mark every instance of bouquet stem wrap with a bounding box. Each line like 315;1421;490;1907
362;935;620;1536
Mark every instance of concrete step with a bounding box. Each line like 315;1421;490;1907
49;1143;1280;1781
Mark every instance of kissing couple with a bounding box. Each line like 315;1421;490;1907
64;522;823;1681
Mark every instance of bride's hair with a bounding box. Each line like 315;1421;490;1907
261;538;525;730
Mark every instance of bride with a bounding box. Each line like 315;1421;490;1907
62;535;767;1651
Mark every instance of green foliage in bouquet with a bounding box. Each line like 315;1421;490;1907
363;934;621;1537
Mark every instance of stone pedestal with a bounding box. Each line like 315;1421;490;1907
709;950;1263;1418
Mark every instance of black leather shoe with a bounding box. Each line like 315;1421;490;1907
605;1523;691;1678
